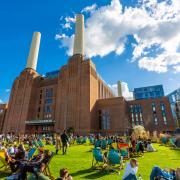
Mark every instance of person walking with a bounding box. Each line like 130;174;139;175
61;130;69;155
55;134;62;154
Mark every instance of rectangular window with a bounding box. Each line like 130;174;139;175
131;113;134;122
45;98;53;104
135;113;138;122
46;88;53;98
163;116;167;125
160;103;165;111
152;102;156;112
130;105;133;113
44;105;51;113
154;116;158;125
101;110;110;130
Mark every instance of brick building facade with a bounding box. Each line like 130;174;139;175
0;14;176;134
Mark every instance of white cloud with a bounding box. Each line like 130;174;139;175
173;65;180;73
0;99;3;104
62;16;75;29
81;4;97;13
56;0;180;73
108;82;133;100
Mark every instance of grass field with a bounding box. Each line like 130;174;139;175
0;143;180;180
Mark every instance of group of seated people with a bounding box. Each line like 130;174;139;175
123;158;180;180
92;134;157;156
0;140;73;180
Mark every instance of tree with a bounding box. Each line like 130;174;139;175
131;125;148;140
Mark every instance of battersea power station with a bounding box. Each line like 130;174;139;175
0;14;176;135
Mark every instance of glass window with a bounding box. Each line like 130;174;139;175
46;88;53;98
154;117;158;125
44;105;51;113
101;110;110;130
135;113;138;122
160;103;165;111
163;116;167;125
45;98;53;104
152;102;156;112
131;113;134;122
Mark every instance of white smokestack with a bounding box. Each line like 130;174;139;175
73;14;84;55
26;32;41;70
117;81;122;97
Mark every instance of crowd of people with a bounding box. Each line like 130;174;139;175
0;132;180;180
0;131;72;180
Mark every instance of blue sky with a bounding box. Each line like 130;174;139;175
0;0;180;102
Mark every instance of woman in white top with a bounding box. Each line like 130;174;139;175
147;142;156;152
123;159;138;180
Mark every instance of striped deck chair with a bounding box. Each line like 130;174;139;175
108;139;112;145
161;137;168;145
28;147;36;160
92;148;106;169
111;142;117;150
43;152;54;179
76;137;82;144
32;141;38;147
117;143;129;159
107;149;123;173
0;150;11;171
169;138;180;149
89;137;95;145
82;137;87;144
101;139;107;150
37;140;44;147
94;140;101;148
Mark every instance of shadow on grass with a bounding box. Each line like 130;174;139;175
0;171;11;179
70;168;113;179
70;168;94;177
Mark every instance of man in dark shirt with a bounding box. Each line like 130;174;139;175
61;130;69;155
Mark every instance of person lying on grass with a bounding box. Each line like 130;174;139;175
150;166;180;180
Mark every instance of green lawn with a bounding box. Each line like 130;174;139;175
0;144;180;180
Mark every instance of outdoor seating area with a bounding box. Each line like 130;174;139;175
0;125;180;180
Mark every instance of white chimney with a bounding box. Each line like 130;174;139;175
73;14;84;55
26;32;41;70
117;81;122;97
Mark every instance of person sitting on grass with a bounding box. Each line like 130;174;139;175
150;166;180;180
56;168;73;180
147;141;157;152
123;158;138;180
18;149;51;180
27;163;50;180
5;144;26;172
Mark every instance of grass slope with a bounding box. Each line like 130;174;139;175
0;144;179;180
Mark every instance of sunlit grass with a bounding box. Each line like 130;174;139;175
0;143;179;179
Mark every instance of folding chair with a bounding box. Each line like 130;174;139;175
107;149;123;173
89;137;95;145
0;150;11;171
37;140;44;147
82;137;87;144
117;143;129;159
27;147;37;160
101;139;107;150
76;137;82;144
43;152;54;179
92;148;106;169
107;139;112;145
94;140;101;148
